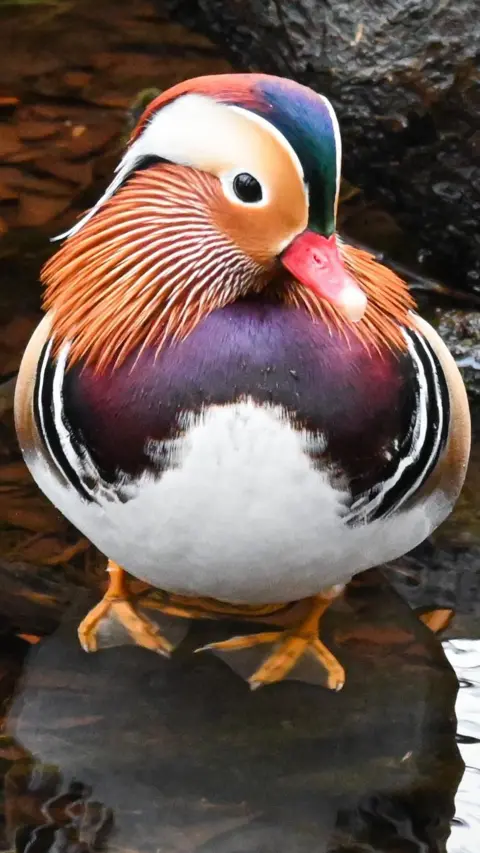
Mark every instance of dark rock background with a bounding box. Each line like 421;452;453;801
164;0;480;293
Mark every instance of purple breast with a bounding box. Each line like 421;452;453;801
61;302;416;495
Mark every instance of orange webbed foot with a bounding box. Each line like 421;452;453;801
78;561;172;656
195;589;345;691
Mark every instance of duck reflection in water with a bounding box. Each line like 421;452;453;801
3;572;463;853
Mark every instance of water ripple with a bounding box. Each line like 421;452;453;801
443;639;480;853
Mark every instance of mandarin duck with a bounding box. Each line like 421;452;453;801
15;74;470;690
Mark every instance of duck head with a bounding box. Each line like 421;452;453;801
43;74;414;370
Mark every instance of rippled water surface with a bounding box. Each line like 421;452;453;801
445;640;480;853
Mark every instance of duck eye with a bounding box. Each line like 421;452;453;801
233;173;263;204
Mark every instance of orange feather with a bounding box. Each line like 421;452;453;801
42;164;415;372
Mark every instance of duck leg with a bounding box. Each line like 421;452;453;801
195;586;345;691
80;571;345;689
78;560;173;655
78;570;285;655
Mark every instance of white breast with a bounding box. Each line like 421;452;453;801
29;399;449;603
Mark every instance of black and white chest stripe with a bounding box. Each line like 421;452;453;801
346;328;450;525
33;329;450;523
34;341;102;505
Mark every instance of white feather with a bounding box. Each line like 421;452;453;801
55;94;305;241
28;399;450;604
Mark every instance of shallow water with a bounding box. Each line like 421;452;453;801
0;578;476;852
1;0;479;850
0;582;465;852
444;640;480;853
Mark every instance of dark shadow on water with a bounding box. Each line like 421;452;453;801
1;573;463;852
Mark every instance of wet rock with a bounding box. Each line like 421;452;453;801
3;572;461;853
387;540;480;621
163;0;480;292
436;308;480;398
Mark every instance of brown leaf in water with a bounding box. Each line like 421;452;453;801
0;97;19;108
0;126;21;159
34;156;93;187
13;534;68;564
21;590;58;607
63;70;93;90
0;497;66;533
61;122;119;158
17;634;41;645
17;120;60;142
44;538;90;565
0;183;17;202
16;193;71;227
0;462;32;484
418;609;454;634
71;124;86;139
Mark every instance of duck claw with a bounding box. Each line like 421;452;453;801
195;614;345;691
78;596;173;656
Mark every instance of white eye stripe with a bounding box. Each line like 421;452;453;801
318;94;342;209
229;105;305;184
56;93;307;242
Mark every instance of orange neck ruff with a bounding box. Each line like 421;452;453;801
42;166;415;371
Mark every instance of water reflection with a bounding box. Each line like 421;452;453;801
2;574;463;852
444;639;480;853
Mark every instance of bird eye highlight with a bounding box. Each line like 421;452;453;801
232;173;263;204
